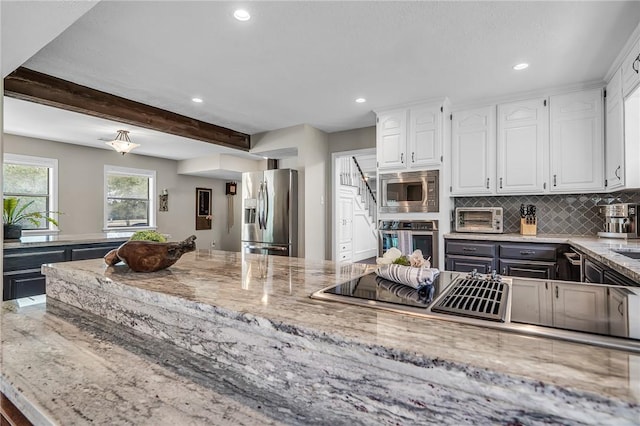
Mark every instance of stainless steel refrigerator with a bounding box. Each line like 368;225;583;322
241;169;298;256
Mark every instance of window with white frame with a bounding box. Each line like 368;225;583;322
3;154;59;232
104;165;156;230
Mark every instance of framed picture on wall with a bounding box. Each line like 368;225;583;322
196;187;212;230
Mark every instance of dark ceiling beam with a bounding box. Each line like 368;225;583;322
4;67;251;151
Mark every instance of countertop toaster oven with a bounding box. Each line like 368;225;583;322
455;207;503;233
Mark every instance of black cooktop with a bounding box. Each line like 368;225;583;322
323;272;452;309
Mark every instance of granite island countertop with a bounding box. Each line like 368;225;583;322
2;250;639;424
445;232;640;283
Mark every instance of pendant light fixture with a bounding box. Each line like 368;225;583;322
106;130;139;155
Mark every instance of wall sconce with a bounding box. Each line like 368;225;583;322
159;189;169;212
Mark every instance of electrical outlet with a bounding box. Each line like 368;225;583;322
211;241;216;248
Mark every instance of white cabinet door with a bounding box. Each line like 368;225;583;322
553;283;608;334
621;40;640;98
337;189;354;262
451;106;496;195
497;98;548;194
376;110;407;170
605;69;625;191
549;89;604;192
338;189;354;244
608;287;628;338
510;279;552;326
408;105;441;167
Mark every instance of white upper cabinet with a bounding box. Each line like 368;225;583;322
408;105;441;167
549;89;604;193
605;69;625;191
376;103;443;171
451;106;496;195
621;40;640;98
376;109;407;170
496;98;548;194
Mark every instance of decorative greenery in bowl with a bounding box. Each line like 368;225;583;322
129;230;167;242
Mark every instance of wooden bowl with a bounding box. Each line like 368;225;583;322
104;235;196;272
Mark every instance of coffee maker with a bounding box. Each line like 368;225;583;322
597;203;640;239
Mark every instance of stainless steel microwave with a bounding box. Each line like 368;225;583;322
379;170;439;213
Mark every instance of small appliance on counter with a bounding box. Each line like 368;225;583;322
454;207;503;233
519;204;537;236
597;203;640;239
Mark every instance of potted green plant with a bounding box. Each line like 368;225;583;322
3;197;60;240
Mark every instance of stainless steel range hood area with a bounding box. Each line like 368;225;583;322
311;271;640;353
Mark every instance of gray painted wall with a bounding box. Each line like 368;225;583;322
3;133;242;251
328;126;375;154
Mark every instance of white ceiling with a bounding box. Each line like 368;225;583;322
3;1;640;173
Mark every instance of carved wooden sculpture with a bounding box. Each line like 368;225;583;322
105;235;197;272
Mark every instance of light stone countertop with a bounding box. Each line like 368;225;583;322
1;250;636;424
3;232;133;249
445;232;640;283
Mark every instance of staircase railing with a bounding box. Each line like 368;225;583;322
351;156;377;226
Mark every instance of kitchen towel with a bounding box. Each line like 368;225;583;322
374;264;440;289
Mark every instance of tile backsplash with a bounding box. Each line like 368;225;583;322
453;190;640;235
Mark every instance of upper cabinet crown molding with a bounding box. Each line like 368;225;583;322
4;67;251;151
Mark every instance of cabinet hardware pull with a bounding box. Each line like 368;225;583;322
633;54;640;74
555;286;559;298
486;178;490;189
499;177;503;189
520;250;535;255
412;152;415;163
401;153;404;164
615;165;621;180
545;282;548;290
462;247;477;252
553;174;557;186
618;301;624;316
543;182;547;190
502;267;506;274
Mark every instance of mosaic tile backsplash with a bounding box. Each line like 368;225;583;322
454;190;640;235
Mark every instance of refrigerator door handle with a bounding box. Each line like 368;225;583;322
264;179;269;230
257;181;265;229
244;244;288;252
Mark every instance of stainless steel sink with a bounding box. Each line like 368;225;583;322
612;249;640;260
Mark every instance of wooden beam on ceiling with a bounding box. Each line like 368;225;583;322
4;67;251;151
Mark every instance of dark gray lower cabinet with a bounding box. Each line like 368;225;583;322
3;269;46;300
446;255;495;274
603;270;636;286
445;239;566;279
3;241;123;301
584;258;605;283
499;259;556;280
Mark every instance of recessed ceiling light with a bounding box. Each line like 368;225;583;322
192;97;203;103
234;9;251;21
355;98;366;103
513;63;529;71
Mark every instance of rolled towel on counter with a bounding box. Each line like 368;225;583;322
374;264;440;289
